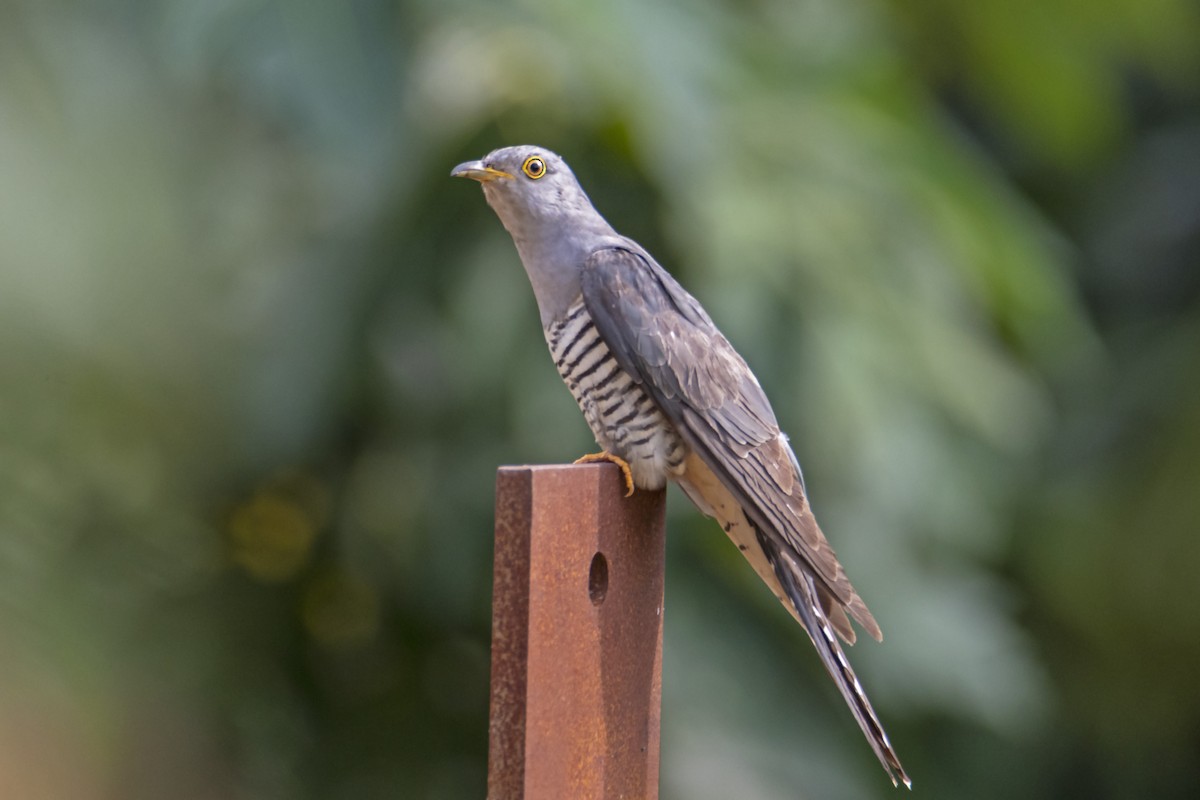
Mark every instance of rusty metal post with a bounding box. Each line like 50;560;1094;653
489;463;667;800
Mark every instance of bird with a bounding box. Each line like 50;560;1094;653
452;145;910;788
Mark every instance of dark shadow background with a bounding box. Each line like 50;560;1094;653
2;1;1199;798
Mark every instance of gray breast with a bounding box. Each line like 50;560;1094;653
545;300;688;490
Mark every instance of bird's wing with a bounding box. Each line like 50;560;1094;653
580;245;881;641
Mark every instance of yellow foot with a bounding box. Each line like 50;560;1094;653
574;451;635;497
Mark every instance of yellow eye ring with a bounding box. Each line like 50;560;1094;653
522;156;547;179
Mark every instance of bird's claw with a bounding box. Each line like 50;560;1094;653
574;451;636;497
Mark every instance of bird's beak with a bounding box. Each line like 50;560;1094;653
451;160;514;182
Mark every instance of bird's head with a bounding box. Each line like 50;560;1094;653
451;145;604;236
451;144;621;322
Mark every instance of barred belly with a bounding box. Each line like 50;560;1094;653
545;300;688;490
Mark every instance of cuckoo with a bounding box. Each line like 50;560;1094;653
453;145;910;788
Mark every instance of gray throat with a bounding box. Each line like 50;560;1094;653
483;188;622;325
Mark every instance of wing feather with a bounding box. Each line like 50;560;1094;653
580;245;881;641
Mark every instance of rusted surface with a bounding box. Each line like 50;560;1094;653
489;463;666;800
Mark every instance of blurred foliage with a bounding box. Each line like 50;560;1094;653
1;0;1198;798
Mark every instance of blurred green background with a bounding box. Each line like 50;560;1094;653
2;0;1199;798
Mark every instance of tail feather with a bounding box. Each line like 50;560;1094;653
755;526;911;789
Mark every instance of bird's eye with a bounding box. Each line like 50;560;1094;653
522;156;547;179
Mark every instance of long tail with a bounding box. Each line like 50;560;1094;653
755;526;912;789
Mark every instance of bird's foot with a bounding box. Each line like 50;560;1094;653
574;451;635;497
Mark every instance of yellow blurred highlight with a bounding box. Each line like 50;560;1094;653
227;492;317;582
302;570;380;648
